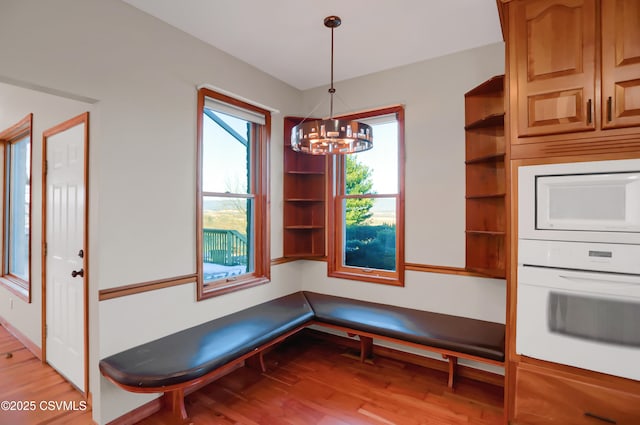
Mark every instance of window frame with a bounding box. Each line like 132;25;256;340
196;88;270;300
0;113;33;302
328;105;405;286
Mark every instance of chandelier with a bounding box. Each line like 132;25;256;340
291;16;373;155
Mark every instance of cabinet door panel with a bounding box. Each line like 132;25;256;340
515;365;640;425
514;0;596;137
602;0;640;129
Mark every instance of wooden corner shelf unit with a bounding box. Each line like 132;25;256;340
283;117;327;258
464;75;506;278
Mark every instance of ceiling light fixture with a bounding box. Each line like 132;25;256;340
291;15;373;155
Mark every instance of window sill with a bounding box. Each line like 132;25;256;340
328;269;404;287
198;276;270;300
0;277;30;303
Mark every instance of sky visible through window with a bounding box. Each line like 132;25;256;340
351;121;398;219
202;109;249;195
352;121;398;194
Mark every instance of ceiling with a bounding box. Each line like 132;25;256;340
122;0;504;91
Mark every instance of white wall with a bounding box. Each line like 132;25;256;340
0;0;506;422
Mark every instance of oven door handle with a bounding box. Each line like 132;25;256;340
558;273;640;292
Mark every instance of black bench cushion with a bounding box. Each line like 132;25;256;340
303;291;505;362
99;292;314;388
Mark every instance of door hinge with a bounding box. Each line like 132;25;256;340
44;160;48;176
44;242;47;257
44;325;47;339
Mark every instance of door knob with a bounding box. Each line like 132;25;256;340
71;269;84;278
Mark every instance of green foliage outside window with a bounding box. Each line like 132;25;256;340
344;155;396;271
345;156;375;225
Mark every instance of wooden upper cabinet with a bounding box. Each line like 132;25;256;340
513;0;596;137
601;0;640;129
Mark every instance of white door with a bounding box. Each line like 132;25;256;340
44;113;88;392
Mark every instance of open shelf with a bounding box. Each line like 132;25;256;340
464;113;505;130
465;153;506;164
464;75;506;279
283;117;327;258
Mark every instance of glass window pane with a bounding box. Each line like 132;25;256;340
7;136;30;281
202;195;254;282
342;197;396;271
202;109;250;194
346;121;398;195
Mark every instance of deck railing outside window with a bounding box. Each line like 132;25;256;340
203;229;247;266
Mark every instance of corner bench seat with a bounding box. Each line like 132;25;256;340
100;291;505;424
303;291;505;362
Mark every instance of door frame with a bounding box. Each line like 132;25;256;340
41;112;90;395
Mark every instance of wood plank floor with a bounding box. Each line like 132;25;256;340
140;332;504;425
0;324;93;425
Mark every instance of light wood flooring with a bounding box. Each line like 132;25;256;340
140;332;504;425
0;324;93;425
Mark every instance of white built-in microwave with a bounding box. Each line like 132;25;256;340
519;158;640;245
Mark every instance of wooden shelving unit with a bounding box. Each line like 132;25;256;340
464;75;506;278
283;117;327;258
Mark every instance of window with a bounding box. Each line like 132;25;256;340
329;106;405;286
196;89;270;299
0;114;32;301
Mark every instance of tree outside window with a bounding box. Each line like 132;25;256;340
330;106;405;285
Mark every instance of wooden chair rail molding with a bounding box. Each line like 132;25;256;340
98;258;300;301
98;259;502;301
98;274;197;301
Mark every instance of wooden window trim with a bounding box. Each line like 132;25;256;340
328;105;405;286
196;89;270;300
0;114;33;302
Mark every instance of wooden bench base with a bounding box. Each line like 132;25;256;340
323;322;502;392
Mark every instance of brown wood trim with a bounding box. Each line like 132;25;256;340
405;263;505;278
328;105;405;286
105;397;163;425
98;274;197;301
271;256;297;266
0;113;32;141
196;88;272;301
0;277;29;302
0;113;33;303
275;257;507;279
41;112;90;394
0;314;42;360
97;256;304;301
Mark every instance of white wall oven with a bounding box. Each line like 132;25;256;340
517;159;640;381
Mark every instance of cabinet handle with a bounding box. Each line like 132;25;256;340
584;412;616;424
607;96;612;122
587;99;592;124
